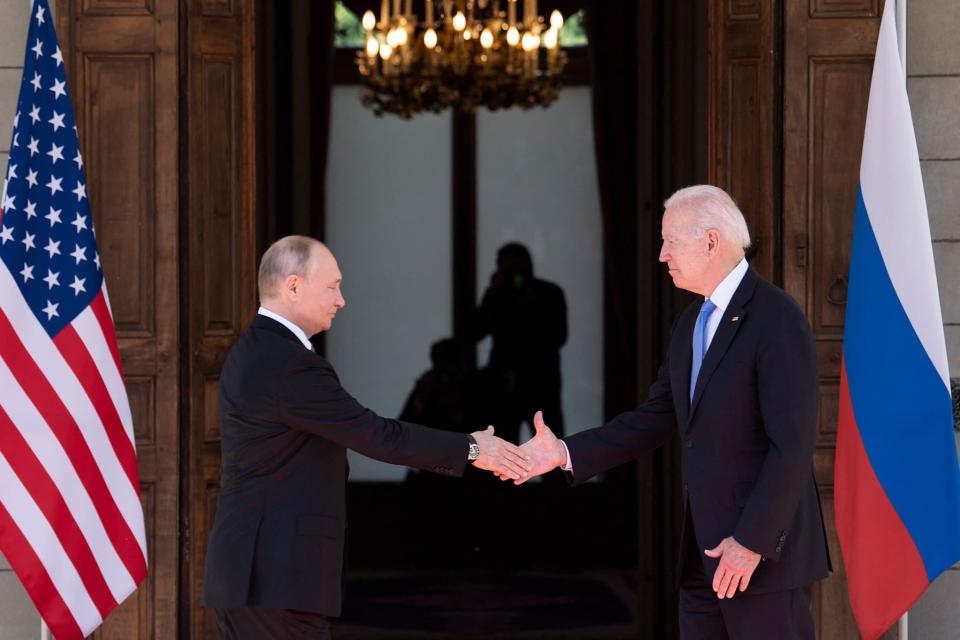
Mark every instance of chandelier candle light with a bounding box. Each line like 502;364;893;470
356;0;568;118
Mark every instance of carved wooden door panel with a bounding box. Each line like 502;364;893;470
57;0;180;637
782;0;881;637
58;0;256;637
707;0;778;280
182;0;258;638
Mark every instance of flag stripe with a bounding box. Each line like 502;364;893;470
75;300;135;447
54;322;139;491
89;290;122;377
0;308;147;581
844;189;960;577
0;452;101;638
835;364;929;640
0;404;118;618
0;500;85;640
0;356;137;600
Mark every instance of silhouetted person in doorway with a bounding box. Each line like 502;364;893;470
399;338;476;435
475;243;567;447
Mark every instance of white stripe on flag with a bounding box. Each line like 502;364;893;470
859;0;950;390
0;357;137;600
72;307;136;448
102;283;113;321
0;263;145;553
0;451;103;636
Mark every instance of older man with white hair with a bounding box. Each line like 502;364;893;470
202;235;530;639
519;185;831;639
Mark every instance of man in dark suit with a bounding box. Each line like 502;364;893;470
201;236;530;639
516;185;830;639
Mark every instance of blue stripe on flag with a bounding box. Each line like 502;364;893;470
845;185;960;579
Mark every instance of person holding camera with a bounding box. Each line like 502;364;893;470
474;243;568;447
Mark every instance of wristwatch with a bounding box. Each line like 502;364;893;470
467;435;480;462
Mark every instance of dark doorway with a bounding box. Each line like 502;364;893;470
254;2;708;638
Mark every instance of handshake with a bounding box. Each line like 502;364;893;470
469;411;567;484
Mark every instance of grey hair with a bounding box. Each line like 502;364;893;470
257;235;322;300
664;185;751;251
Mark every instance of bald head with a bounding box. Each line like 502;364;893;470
258;235;329;302
257;235;345;335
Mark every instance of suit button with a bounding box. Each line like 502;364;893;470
685;440;693;448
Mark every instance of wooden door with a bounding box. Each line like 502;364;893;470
56;0;180;637
709;0;881;639
782;0;881;637
182;0;258;638
707;0;778;280
711;0;885;637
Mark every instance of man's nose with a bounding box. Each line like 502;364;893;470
658;244;668;262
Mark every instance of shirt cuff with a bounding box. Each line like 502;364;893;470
560;440;573;472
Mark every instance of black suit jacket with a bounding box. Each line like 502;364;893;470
201;314;470;615
566;267;831;593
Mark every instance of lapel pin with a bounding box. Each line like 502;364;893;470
731;316;740;322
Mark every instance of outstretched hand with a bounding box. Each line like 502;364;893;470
470;426;531;481
703;536;761;598
500;411;567;484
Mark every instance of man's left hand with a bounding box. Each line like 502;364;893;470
703;537;761;599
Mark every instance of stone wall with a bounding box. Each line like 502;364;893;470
907;0;960;636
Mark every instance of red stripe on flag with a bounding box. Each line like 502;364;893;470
0;310;147;583
54;323;139;495
835;362;928;640
0;405;118;618
0;500;85;640
89;291;122;375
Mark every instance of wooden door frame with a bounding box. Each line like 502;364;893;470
179;0;259;638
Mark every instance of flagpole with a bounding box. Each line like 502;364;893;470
897;0;907;79
896;2;908;638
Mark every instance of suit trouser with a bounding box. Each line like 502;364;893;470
678;515;815;640
213;607;331;640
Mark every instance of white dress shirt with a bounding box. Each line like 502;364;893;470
258;306;314;351
559;258;750;473
701;257;749;351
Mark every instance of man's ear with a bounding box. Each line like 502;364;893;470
706;229;720;254
283;274;300;299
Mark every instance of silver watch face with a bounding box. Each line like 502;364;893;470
468;443;480;461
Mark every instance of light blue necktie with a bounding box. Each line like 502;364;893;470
690;299;717;402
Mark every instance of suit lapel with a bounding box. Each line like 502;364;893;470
687;267;759;423
673;304;697;427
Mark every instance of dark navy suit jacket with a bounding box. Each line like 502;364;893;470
201;314;469;616
566;266;831;593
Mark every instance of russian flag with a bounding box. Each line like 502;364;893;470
834;1;960;638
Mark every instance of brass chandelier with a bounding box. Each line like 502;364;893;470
355;0;568;118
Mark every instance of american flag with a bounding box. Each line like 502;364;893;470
0;0;147;638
